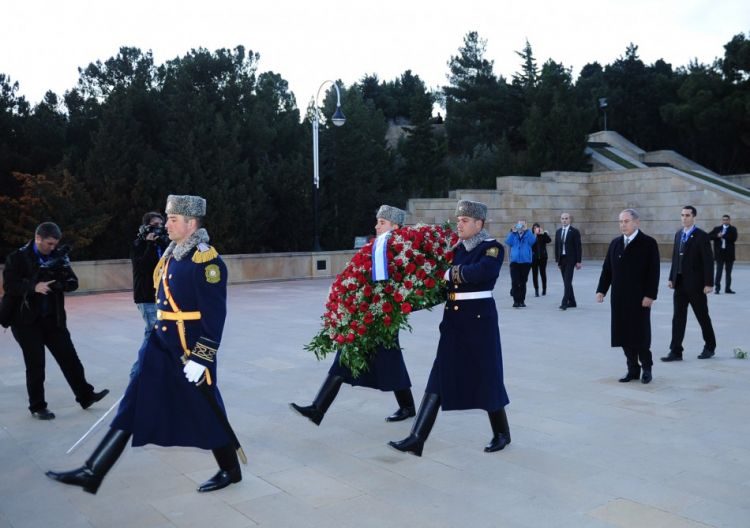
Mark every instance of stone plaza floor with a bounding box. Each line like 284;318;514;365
0;261;748;528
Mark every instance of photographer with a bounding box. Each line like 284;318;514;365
531;223;552;297
2;222;108;420
504;220;536;308
130;212;169;377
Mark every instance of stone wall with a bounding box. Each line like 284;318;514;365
405;167;750;262
0;250;357;296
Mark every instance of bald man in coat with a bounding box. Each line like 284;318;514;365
597;209;660;384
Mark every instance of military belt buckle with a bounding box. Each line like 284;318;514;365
448;292;457;301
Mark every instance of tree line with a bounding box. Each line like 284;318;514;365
1;31;748;260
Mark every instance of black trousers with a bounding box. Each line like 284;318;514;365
558;256;577;306
714;256;734;291
11;316;94;412
669;278;716;354
623;346;653;373
510;262;531;302
531;258;547;293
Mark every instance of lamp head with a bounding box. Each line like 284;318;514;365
331;106;346;127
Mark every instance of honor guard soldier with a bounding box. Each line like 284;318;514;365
47;195;243;494
291;205;416;425
389;200;511;456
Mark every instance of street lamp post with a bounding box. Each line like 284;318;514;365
312;80;346;252
598;97;608;131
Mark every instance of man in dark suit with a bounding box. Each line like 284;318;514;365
709;214;737;294
596;209;660;384
554;212;582;310
662;205;716;362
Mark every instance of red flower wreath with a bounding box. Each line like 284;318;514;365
305;224;458;377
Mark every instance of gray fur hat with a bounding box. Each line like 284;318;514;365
376;205;406;226
165;195;206;217
455;199;487;221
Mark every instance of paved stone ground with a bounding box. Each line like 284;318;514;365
1;262;748;528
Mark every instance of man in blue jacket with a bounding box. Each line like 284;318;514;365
505;220;536;308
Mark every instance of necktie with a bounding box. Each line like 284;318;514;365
624;237;629;248
562;228;567;255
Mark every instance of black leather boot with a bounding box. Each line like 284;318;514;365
198;444;242;492
289;375;343;426
388;393;440;457
485;408;511;453
386;388;416;422
46;428;130;494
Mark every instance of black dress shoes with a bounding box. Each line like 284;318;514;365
31;408;55;420
660;353;682;362
197;467;242;492
697;349;715;359
726;289;736;294
618;372;640;383
519;302;526;307
512;302;520;308
80;389;110;410
558;304;567;310
385;406;416;422
714;289;720;294
641;370;653;384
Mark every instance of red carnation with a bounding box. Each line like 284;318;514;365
372;294;381;303
359;302;370;312
393;272;403;282
357;325;367;335
382;302;393;313
404;280;414;289
363;285;373;297
347;305;357;314
335;335;346;344
393;292;404;303
405;263;417;274
364;312;374;324
383;315;392;327
346;333;356;343
401;302;412;314
347;283;357;291
424;277;436;289
384;284;394;294
416;269;427;279
416;289;424;297
415;254;426;265
405;248;414;258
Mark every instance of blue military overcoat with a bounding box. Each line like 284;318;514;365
426;238;510;411
328;339;411;391
112;245;231;449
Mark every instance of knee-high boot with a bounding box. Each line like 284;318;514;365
289;374;343;425
198;443;242;493
46;428;131;494
387;393;440;457
385;388;416;422
485;407;511;452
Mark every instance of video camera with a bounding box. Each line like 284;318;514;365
38;244;73;291
138;224;169;244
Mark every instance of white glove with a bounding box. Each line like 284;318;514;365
183;359;206;383
443;268;451;281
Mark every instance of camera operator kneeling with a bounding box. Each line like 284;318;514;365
2;222;108;420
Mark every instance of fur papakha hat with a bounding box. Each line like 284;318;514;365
455;199;487;221
376;205;406;226
165;195;206;217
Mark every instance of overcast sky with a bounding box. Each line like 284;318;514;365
2;0;748;111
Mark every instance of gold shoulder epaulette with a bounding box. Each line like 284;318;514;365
153;255;168;289
192;244;219;264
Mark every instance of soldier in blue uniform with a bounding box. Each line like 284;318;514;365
291;205;416;425
46;195;242;494
389;199;511;456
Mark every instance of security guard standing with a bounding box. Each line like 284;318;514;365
46;195;242;494
389;200;511;456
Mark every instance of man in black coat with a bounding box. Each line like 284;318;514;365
2;222;108;419
596;209;660;383
662;205;717;361
130;211;169;377
709;214;738;294
554;212;582;310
